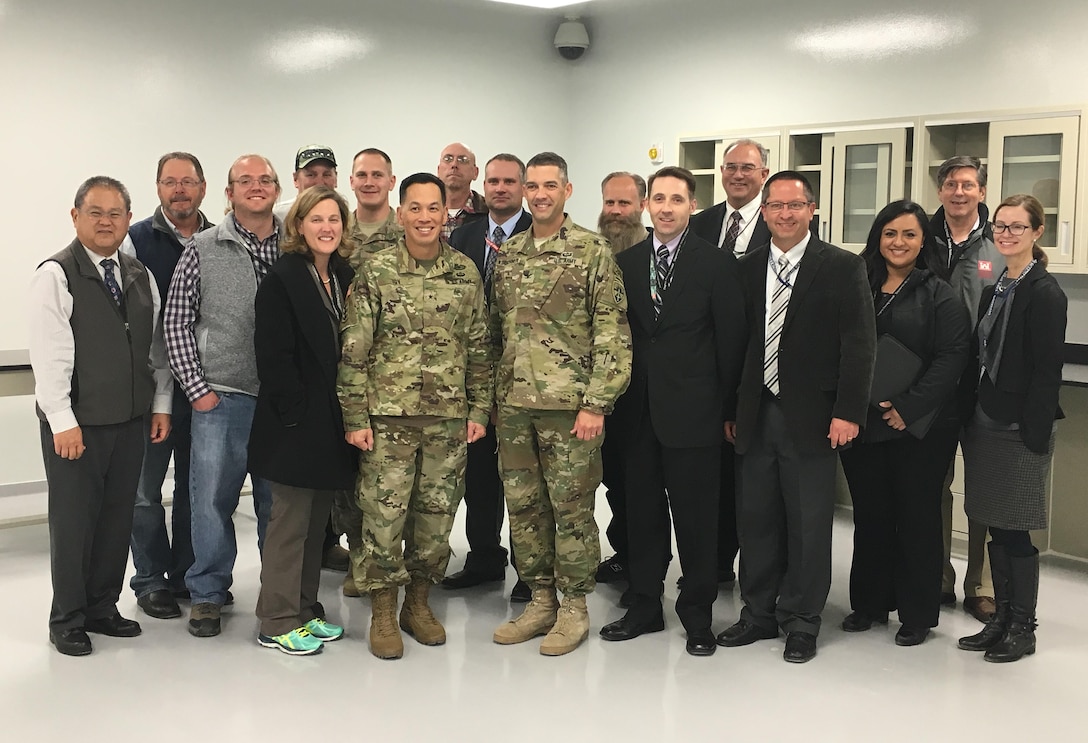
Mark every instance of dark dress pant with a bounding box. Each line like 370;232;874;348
601;415;628;563
42;418;144;632
462;422;511;573
838;423;958;628
737;394;836;636
718;440;739;573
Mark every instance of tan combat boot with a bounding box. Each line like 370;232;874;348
368;587;403;660
539;594;589;656
493;587;559;644
342;563;360;598
399;578;445;645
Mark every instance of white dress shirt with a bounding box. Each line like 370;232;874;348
717;196;762;256
764;232;811;340
29;243;173;432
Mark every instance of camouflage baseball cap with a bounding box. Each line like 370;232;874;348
295;145;337;171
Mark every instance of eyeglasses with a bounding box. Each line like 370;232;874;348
763;200;811;213
441;154;473;165
723;163;760;174
231;176;277;188
82;209;127;221
158;178;203;189
992;222;1031;235
940;180;979;193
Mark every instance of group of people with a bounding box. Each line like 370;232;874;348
31;137;1065;667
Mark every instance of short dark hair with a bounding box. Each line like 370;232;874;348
486;153;526;181
526;152;569;183
399;172;446;204
353;148;393;169
601;171;647;200
74;176;131;213
762;170;816;204
647;166;696;200
937;155;987;189
860;199;944;290
156;152;204;183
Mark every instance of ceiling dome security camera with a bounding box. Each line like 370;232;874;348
554;18;589;61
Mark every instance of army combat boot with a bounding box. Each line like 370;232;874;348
493;587;559;644
400;577;445;645
539;594;589;656
342;563;360;598
368;587;403;660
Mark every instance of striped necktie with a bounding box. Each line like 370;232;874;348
484;224;504;285
653;244;670;317
764;255;794;395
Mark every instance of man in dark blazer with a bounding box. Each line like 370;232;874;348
718;170;876;663
444;153;532;601
601;166;746;656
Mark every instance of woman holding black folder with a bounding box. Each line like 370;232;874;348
839;200;970;646
958;194;1066;663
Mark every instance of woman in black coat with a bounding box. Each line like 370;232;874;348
958;194;1067;663
249;186;357;655
838;200;970;646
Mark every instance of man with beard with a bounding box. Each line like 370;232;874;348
438;142;487;241
444;154;532;602
594;171;647;598
121;153;212;621
598;171;648;254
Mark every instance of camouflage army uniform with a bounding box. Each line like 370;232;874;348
338;237;492;591
490;215;632;596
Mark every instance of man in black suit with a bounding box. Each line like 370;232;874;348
689;138;772;257
717;171;875;663
444;153;531;602
600;166;746;656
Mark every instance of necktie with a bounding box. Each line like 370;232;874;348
485;225;505;285
100;258;122;307
763;255;792;395
722;211;743;253
653;244;670;318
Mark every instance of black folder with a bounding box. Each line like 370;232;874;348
870;334;938;440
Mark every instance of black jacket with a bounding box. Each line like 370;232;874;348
862;269;970;442
449;210;532;300
970;264;1067;453
611;233;746;448
248;252;357;489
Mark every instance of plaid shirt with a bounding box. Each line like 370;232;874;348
442;190;486;242
164;213;280;401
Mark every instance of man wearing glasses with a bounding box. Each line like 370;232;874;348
437;142;487;241
720;171;875;663
164;154;282;638
120;153;213;622
929;155;1001;623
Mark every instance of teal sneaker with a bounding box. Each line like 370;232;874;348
304;618;345;642
257;627;323;655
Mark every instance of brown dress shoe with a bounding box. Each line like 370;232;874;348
964;596;996;623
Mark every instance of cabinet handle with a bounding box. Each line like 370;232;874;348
821;220;828;241
1060;221;1071;256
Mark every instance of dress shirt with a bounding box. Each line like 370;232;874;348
652;231;684;262
29;244;172;432
488;209;524;244
717;196;762;256
163;213;281;401
764;232;811;341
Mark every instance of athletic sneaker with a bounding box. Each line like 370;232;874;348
304;617;344;642
257;627;323;655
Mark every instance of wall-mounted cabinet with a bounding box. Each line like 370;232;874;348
679;106;1086;271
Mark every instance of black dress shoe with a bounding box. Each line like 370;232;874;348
894;626;930;646
441;567;505;589
595;555;628;584
84;613;142;638
783;631;817;663
49;628;92;656
600;612;665;642
685;629;717;656
619;588;635;608
137;590;182;620
509;579;531;603
716;619;778;647
841;611;889;632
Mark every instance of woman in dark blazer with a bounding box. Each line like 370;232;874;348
838;200;970;646
958;194;1066;663
249;186;357;655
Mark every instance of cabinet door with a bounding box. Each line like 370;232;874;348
830;128;908;253
987;116;1079;265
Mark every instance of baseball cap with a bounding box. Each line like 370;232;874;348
295;145;337;171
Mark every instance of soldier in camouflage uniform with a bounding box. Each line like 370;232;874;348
333;147;405;599
490;152;632;656
338;172;492;660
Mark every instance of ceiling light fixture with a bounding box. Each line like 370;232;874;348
792;13;975;61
